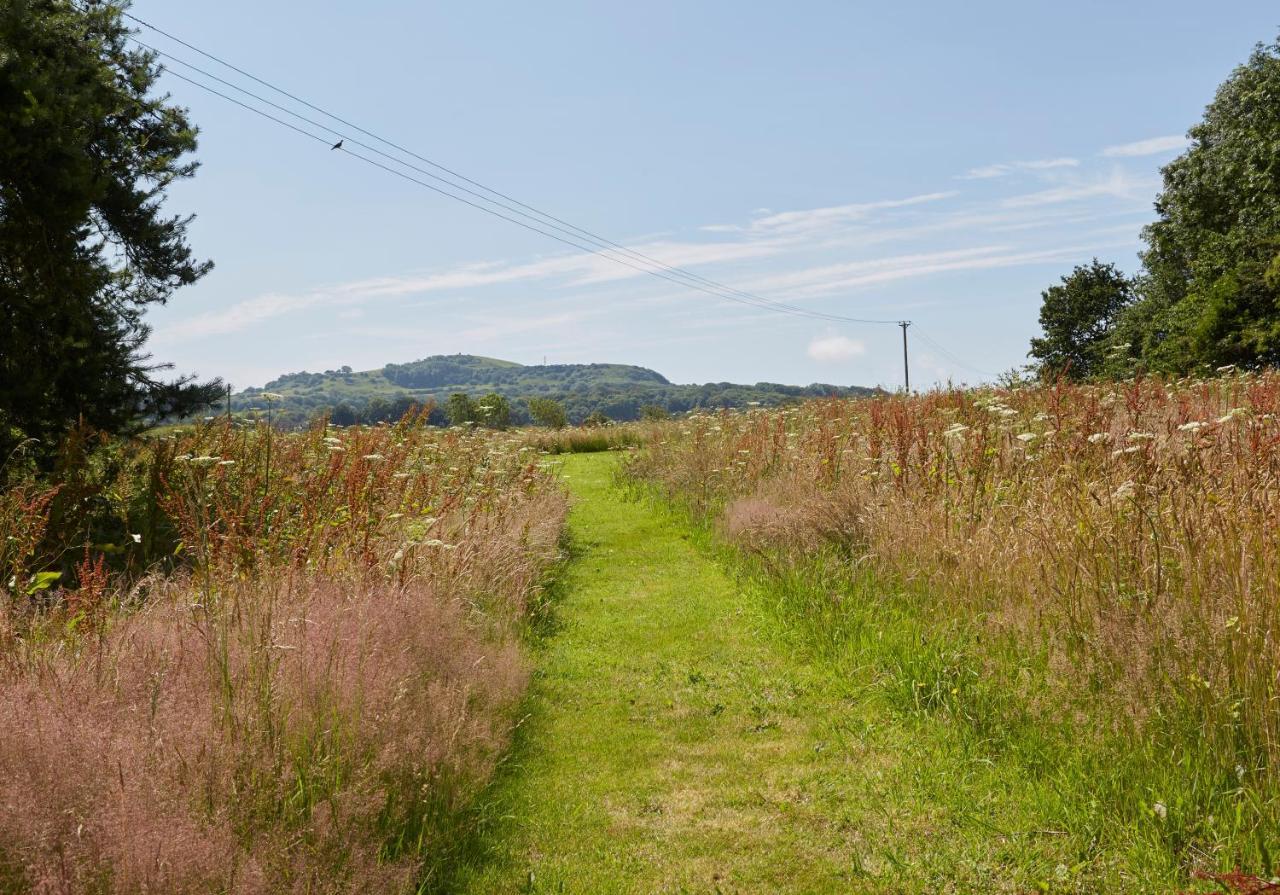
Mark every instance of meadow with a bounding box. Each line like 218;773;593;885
627;373;1280;883
0;415;566;892
4;376;1280;892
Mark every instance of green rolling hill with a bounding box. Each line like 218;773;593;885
232;354;878;426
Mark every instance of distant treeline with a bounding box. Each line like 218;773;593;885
231;355;876;428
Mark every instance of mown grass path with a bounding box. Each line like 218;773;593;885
452;452;1083;894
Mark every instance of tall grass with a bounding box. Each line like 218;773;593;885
626;373;1280;879
0;417;566;892
521;421;649;455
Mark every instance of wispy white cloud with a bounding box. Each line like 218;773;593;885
155;236;786;342
1100;135;1188;157
961;157;1079;179
456;309;599;342
1001;170;1156;208
746;246;1009;295
743;243;1131;300
155;167;1153;359
808;334;866;362
705;191;958;237
1021;157;1081;170
159;292;316;341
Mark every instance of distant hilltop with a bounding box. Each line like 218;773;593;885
234;354;878;426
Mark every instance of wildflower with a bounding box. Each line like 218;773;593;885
1126;432;1154;442
1217;408;1246;423
1112;480;1136;500
218;460;236;466
943;423;969;441
1152;802;1167;821
1016;432;1037;443
327;445;345;453
362;453;385;461
1087;433;1110;444
1177;421;1208;433
130;533;142;543
1216;364;1237;373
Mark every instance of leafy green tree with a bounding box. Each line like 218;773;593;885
329;403;358;426
639;404;669;421
0;0;220;462
1123;37;1280;373
581;410;609;428
445;393;477;426
1028;260;1136;380
476;392;510;429
527;396;567;429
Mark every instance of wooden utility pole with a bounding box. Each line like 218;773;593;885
899;321;911;393
226;383;232;419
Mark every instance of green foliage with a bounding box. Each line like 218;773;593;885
1115;36;1280;374
232;354;878;429
475;392;510;429
526;396;567;429
1028;259;1136;380
639;403;669;421
445;393;477;426
581;410;609;428
0;0;220;464
1141;41;1280;369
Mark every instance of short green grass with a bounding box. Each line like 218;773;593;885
446;453;1150;894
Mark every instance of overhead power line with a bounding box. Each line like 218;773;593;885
136;39;883;326
912;328;996;379
120;8;901;325
160;67;883;327
83;2;997;382
114;7;902;326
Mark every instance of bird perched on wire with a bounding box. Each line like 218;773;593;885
331;139;343;151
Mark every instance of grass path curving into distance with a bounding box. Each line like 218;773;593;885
450;452;1093;894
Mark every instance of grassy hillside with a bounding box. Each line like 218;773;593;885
233;354;878;426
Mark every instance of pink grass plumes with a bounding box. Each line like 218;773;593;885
0;418;567;891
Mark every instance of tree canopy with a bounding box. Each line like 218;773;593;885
1028;260;1136;380
1127;37;1280;373
527;396;567;429
1035;36;1280;378
0;0;218;463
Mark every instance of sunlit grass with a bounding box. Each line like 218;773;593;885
626;372;1280;882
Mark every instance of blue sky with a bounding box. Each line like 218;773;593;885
138;0;1280;391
